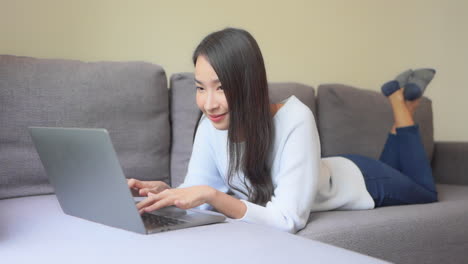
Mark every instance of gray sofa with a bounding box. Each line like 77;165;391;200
1;55;467;264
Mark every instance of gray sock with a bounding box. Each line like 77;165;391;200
395;69;413;88
410;68;436;90
404;68;436;100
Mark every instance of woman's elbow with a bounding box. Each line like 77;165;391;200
277;216;307;234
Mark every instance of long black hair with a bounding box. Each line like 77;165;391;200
192;28;274;206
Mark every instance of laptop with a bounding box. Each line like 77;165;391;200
29;127;226;234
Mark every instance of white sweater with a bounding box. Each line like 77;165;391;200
178;96;374;233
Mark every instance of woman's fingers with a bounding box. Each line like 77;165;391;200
141;198;175;213
127;178;148;189
136;193;159;210
139;188;149;196
149;185;167;194
135;188;203;213
127;178;138;188
128;179;166;191
136;190;176;213
139;185;166;196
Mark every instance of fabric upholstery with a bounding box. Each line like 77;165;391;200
169;72;315;187
169;73;200;187
298;184;468;264
0;195;387;263
268;82;316;117
0;55;170;199
317;84;434;161
432;141;468;185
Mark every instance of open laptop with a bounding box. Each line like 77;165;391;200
29;127;226;234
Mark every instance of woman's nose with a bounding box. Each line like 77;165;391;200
205;93;219;111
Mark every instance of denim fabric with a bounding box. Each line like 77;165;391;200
337;125;438;207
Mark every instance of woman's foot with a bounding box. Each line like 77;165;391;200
395;69;413;88
381;69;413;97
404;68;436;101
381;80;400;97
388;87;405;102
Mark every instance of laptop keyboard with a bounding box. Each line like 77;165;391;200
141;213;186;228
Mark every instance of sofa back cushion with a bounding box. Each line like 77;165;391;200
268;82;317;117
0;55;170;199
169;73;200;188
169;72;316;187
317;84;434;161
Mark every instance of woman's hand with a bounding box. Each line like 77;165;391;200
127;178;171;196
136;185;216;214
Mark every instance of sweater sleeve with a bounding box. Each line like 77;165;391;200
177;116;229;210
234;111;320;233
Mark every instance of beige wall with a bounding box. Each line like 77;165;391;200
1;0;467;141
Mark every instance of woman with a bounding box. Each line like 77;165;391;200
128;28;438;233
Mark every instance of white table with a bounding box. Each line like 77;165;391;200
0;195;389;264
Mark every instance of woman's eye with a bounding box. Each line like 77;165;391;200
195;86;221;92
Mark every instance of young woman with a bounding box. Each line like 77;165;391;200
128;28;438;233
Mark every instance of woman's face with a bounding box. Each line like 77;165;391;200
195;55;230;130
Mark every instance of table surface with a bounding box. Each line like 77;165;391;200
0;195;389;264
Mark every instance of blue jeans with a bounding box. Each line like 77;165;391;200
337;125;438;207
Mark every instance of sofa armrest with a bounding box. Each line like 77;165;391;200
431;141;468;185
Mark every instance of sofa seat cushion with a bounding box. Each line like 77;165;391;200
0;195;386;263
298;184;468;264
317;84;434;161
0;55;170;199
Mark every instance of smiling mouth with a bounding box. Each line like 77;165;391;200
208;113;227;118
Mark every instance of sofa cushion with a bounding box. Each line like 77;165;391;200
169;73;200;188
0;195;386;264
169;72;316;187
269;82;316;117
297;184;468;264
317;84;434;161
0;55;170;199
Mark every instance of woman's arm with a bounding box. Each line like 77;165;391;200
136;185;246;219
208;189;247;219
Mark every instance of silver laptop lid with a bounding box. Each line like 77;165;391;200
29;127;147;234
